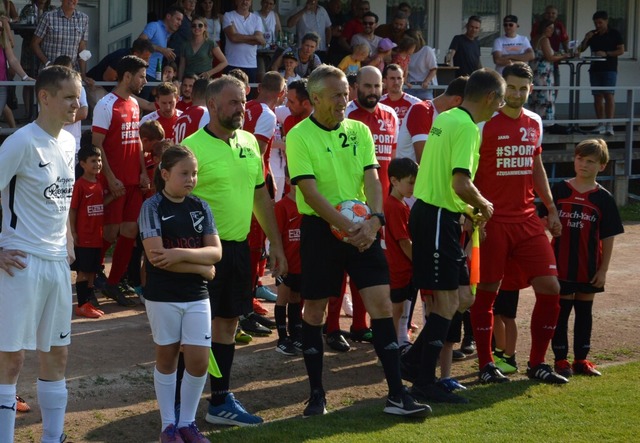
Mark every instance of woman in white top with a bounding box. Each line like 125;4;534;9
254;0;282;48
406;29;438;100
196;0;223;45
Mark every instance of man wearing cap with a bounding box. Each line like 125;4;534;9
492;15;534;74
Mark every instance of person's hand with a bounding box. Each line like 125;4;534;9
0;249;27;276
162;47;177;62
148;247;182;268
200;70;211;79
545;207;562;237
82;76;95;87
346;218;379;252
201;265;216;281
594;50;607;57
140;173;150;189
108;177;126;197
476;199;494;222
254;31;266;46
267;245;288;279
590;268;607;288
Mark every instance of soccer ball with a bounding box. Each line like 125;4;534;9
331;200;371;241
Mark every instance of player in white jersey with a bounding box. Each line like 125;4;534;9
0;66;81;443
380;63;421;128
396;76;467;162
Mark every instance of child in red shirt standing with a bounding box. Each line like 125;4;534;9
70;146;113;318
383;157;418;348
273;170;303;355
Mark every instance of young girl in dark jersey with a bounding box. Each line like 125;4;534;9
138;145;221;443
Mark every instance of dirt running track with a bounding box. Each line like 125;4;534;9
14;223;640;442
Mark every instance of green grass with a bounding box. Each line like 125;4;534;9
619;202;640;221
208;361;640;443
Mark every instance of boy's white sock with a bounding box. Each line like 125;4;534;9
38;378;67;443
0;384;17;443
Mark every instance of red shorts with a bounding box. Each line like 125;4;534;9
480;215;557;283
104;185;143;225
501;261;529;291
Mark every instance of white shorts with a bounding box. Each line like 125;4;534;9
145;299;211;347
0;254;72;352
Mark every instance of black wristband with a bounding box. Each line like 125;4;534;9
371;212;386;227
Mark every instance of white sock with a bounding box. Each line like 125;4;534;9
154;367;177;431
177;371;207;429
397;300;412;345
0;384;17;443
37;378;67;443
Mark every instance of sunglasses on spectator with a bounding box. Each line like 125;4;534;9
192;23;205;28
503;22;516;27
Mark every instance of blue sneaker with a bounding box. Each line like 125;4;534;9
438;377;467;392
255;285;277;302
204;393;263;426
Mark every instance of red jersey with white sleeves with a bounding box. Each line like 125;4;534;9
474;108;543;223
275;195;302;274
383;194;412;288
173;106;210;143
244;100;277;176
92;92;142;186
345;100;399;198
396;100;437;161
70;177;105;248
140;109;183;143
380;92;422;128
244;100;276;145
546;180;623;285
175;97;192;113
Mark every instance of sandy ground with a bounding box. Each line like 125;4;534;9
13;223;640;443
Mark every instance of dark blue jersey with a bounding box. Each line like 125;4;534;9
139;192;217;302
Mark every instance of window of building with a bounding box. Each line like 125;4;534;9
108;35;132;54
597;0;629;53
109;0;132;30
462;0;500;47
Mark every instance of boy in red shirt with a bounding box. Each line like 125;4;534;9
70;146;113;318
273;170;303;355
383;157;418;348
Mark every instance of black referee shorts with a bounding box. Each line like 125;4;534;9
207;239;252;319
410;199;468;291
300;215;389;300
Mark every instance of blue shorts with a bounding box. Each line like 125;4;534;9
589;71;617;95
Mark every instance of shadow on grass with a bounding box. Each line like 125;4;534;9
209;378;536;443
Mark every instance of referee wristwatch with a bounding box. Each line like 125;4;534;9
371;212;386;227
